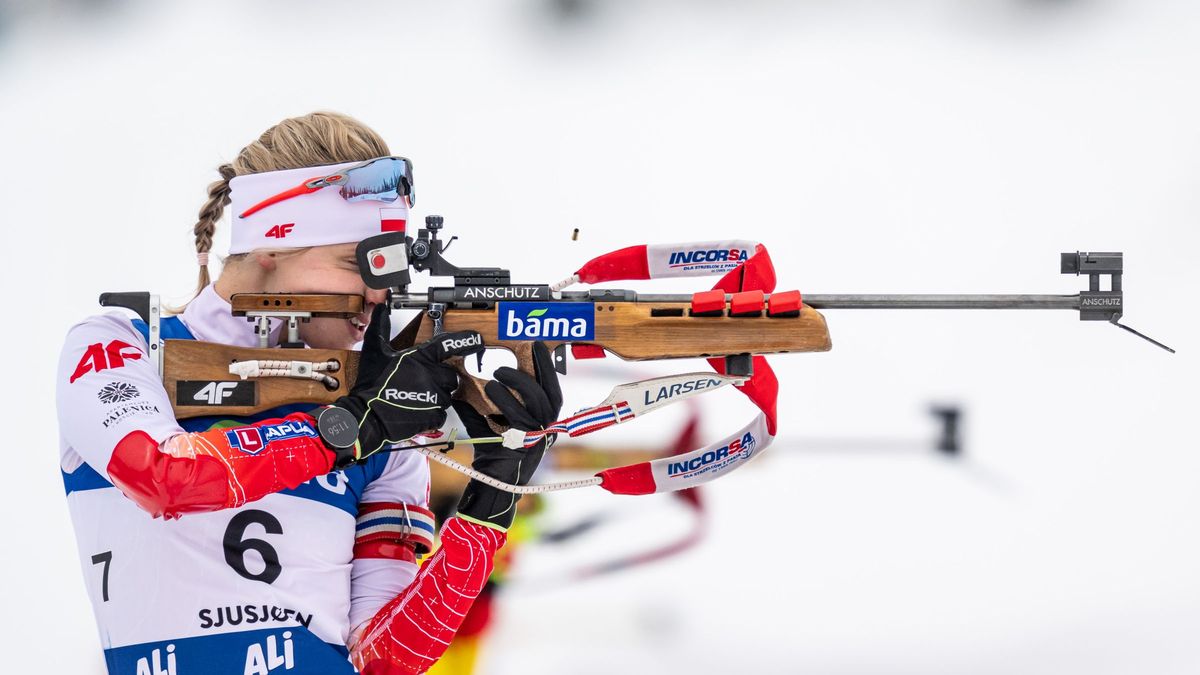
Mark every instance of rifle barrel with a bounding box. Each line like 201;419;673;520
630;293;1081;310
802;294;1080;310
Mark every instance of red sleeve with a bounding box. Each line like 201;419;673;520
106;412;337;519
350;517;506;675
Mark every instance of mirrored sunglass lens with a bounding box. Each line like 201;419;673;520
405;160;415;207
339;159;410;204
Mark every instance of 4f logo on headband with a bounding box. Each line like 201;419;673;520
498;303;595;340
265;223;295;239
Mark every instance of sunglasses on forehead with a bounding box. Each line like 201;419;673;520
238;156;415;219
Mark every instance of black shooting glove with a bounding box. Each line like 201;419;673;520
317;304;484;468
453;342;563;530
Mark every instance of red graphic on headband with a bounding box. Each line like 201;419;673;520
265;223;295;239
379;208;406;233
70;340;143;383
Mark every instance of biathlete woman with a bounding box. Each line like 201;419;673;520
55;111;561;675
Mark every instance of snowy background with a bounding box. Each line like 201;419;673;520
0;0;1195;672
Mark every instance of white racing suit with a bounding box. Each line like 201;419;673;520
57;284;504;675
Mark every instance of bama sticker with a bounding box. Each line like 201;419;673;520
497;302;595;341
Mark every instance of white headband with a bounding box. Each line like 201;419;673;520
227;160;409;254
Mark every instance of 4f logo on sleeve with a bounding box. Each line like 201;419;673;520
265;223;295;239
177;381;256;406
497;302;595;340
69;340;143;384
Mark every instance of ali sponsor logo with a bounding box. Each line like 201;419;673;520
97;381;140;404
244;631;295;674
199;604;313;630
101;402;160;429
135;644;176;675
70;340;143;383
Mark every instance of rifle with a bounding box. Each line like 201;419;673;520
100;216;1172;496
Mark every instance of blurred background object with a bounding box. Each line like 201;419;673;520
2;1;1194;673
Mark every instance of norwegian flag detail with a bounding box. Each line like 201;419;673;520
519;402;636;447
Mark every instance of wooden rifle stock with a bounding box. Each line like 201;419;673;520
162;294;831;420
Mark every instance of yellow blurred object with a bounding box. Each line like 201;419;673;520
427;634;480;675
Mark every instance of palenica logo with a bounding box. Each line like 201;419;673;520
97;381;140;404
384;389;438;403
498;302;595;341
100;402;160;429
440;334;482;351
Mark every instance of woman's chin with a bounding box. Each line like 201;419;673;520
302;334;357;350
300;320;365;350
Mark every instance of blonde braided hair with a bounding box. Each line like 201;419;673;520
179;111;390;311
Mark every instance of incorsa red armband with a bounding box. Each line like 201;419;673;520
107;412;337;519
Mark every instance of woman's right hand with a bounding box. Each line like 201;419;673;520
325;304;483;467
452;341;563;530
